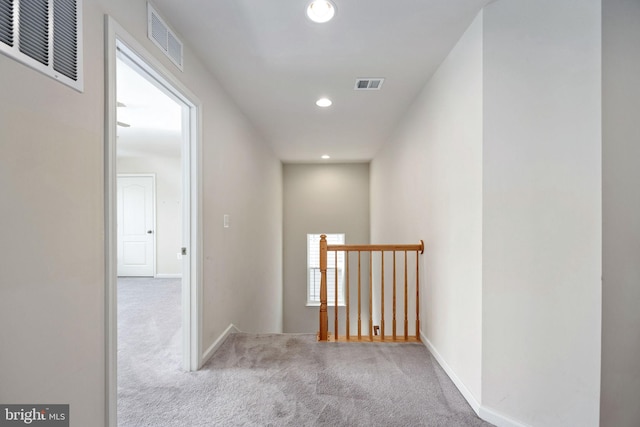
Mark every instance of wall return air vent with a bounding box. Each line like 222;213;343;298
147;3;183;71
354;78;384;90
0;0;83;92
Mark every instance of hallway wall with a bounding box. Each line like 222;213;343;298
482;1;601;425
601;0;640;426
371;11;483;404
283;163;370;334
371;1;602;426
0;0;283;424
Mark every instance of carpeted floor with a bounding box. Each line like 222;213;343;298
118;278;492;426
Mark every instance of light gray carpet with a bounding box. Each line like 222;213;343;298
118;278;183;425
118;278;492;427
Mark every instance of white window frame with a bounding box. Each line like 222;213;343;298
307;233;345;306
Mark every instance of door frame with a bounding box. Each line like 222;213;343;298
105;16;203;427
117;174;157;278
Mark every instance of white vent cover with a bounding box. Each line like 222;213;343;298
0;0;83;92
354;78;384;90
147;3;183;71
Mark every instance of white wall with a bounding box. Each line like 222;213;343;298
0;0;282;424
283;163;370;334
371;12;483;402
118;145;183;276
202;104;283;338
482;1;601;425
372;1;603;425
601;1;640;426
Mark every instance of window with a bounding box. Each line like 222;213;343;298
307;233;345;306
0;0;83;92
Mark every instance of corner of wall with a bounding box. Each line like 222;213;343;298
200;324;240;367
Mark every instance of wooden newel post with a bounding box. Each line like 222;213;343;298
318;234;328;341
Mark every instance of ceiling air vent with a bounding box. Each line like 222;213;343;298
355;78;384;90
147;3;183;71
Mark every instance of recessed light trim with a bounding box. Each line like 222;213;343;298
316;98;332;107
306;0;336;23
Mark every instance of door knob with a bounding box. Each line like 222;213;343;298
147;230;153;234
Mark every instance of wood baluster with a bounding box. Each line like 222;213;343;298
334;250;338;341
416;249;420;341
393;251;397;341
318;240;423;343
404;250;408;341
346;251;350;340
369;251;373;341
381;251;385;341
319;235;328;341
358;251;362;339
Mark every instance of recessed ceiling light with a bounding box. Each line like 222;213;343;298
306;0;336;23
321;154;331;159
316;98;332;107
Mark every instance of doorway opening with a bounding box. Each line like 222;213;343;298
116;52;184;423
105;17;202;427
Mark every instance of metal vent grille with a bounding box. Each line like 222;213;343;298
148;3;183;71
53;0;78;80
19;0;49;66
150;11;166;48
355;78;385;90
0;0;83;91
167;31;182;67
0;0;14;46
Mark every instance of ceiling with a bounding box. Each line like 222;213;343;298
116;57;183;159
150;0;491;163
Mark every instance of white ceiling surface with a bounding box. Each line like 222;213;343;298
150;0;490;162
116;57;183;159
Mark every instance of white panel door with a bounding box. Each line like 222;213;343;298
117;176;155;276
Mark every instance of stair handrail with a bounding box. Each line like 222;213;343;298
318;234;424;342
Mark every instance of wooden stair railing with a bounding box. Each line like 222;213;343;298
318;235;424;342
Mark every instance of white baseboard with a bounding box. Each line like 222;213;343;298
420;331;527;427
155;273;182;279
479;406;529;427
421;331;481;414
201;323;239;366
